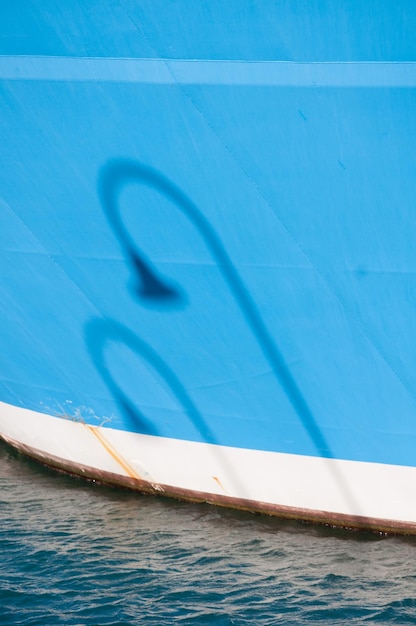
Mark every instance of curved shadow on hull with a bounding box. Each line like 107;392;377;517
85;317;216;444
99;160;185;306
97;158;332;459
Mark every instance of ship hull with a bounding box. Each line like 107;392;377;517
2;2;416;532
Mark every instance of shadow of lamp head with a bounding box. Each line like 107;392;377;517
98;158;186;309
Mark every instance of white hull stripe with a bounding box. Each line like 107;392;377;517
1;401;416;533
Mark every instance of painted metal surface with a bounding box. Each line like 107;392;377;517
1;1;416;531
2;402;416;534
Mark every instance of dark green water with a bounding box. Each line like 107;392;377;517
1;441;416;625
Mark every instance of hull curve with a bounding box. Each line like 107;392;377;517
2;401;416;534
2;1;416;532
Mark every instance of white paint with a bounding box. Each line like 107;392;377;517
1;400;416;526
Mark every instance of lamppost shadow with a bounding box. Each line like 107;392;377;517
86;157;361;514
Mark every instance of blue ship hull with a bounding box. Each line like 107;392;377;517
1;1;416;532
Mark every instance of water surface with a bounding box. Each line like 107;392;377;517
1;441;416;625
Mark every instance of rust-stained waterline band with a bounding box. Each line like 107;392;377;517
1;432;413;536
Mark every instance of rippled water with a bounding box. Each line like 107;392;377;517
2;441;416;625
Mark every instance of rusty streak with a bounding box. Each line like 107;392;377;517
85;425;142;481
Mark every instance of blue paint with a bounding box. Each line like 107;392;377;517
2;1;416;61
1;2;416;468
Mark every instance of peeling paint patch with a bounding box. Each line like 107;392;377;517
131;459;155;483
131;460;164;492
48;402;114;427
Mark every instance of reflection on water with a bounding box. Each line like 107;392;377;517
1;440;416;626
